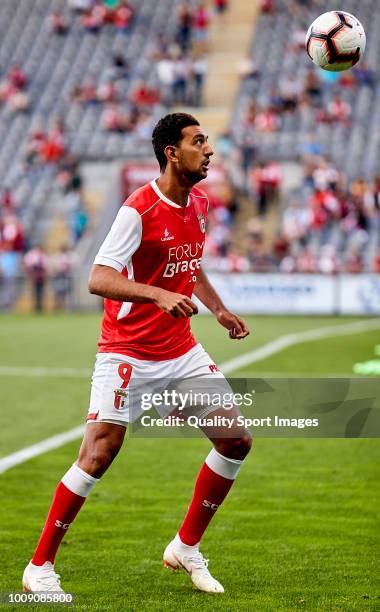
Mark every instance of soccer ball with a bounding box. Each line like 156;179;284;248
306;11;366;72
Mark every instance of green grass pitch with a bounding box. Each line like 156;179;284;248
0;313;379;611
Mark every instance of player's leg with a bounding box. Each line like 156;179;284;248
164;407;251;593
177;407;252;546
23;422;126;592
162;344;252;592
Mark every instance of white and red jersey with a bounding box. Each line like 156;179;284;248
94;179;209;360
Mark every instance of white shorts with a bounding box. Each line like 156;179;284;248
87;343;231;426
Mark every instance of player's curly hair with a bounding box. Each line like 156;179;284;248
152;113;200;172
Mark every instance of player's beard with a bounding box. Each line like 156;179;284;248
183;168;205;185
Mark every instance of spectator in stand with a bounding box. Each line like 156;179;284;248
260;0;275;14
311;157;341;192
172;54;192;105
248;240;273;272
191;55;208;106
71;79;99;104
353;62;376;88
1;214;25;253
281;201;309;246
48;10;69;35
236;103;257;185
250;160;282;216
280;75;302;111
193;1;211;54
156;55;176;106
52;245;76;311
222;251;250;273
40;121;66;163
0;65;30;114
24;245;48;313
66;189;88;245
0;189;16;215
56;155;83;194
344;248;363;273
106;54;130;82
296;247;317;273
150;35;171;60
0;78;15;105
254;105;281;132
130;80;160;109
304;69;322;105
238;56;260;81
206;221;231;258
24;127;45;168
327;94;351;124
213;0;229;15
97;79;119;103
113;1;134;31
176;3;193;52
8;89;30;113
0;243;22;309
267;87;282;114
290;25;307;52
82;5;103;32
101;103;132;132
319;244;338;275
8;66;28;90
373;251;380;273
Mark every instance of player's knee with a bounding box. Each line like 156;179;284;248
216;431;253;461
78;438;123;477
233;432;253;459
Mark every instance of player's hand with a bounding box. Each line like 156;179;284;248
216;309;249;340
153;289;198;318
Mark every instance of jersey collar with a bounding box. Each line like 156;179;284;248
150;179;190;208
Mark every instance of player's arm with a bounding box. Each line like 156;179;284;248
89;265;197;318
88;206;197;319
193;266;249;339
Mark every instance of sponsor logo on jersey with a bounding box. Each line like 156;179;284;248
114;388;128;410
197;214;206;233
163;258;202;277
161;227;174;242
163;241;204;277
202;499;219;511
209;364;219;373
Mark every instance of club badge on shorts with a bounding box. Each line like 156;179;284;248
197;214;206;233
114;388;129;410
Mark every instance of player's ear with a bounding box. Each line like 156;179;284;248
165;145;179;165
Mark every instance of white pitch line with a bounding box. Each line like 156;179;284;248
0;426;85;474
0;317;379;475
0;366;92;378
220;318;380;374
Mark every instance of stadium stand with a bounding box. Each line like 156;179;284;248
0;0;379;311
0;0;215;309
224;0;380;274
232;0;379;179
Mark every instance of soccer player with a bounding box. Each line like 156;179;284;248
23;113;252;594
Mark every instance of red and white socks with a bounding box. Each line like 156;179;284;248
31;448;243;567
178;448;244;547
31;463;98;567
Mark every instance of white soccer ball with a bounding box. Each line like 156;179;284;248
306;11;366;72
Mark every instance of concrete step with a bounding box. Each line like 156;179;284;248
202;0;260;114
